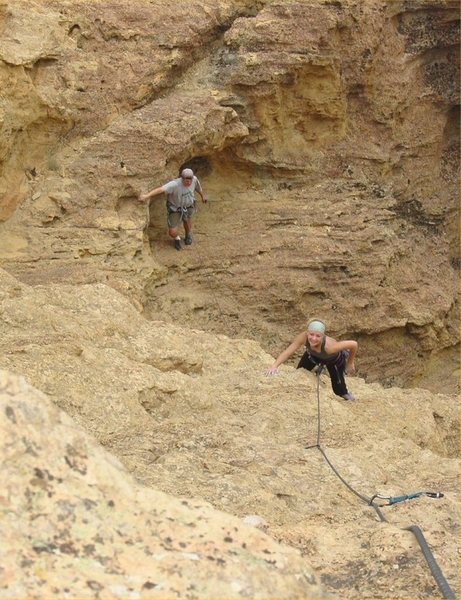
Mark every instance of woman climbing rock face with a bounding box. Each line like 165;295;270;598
266;319;358;401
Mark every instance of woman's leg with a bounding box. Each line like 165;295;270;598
326;358;348;397
297;352;318;372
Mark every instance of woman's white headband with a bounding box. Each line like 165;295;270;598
307;320;326;334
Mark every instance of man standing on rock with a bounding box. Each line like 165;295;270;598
139;168;207;250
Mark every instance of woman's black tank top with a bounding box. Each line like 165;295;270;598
305;336;340;364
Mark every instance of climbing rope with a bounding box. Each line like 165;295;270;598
305;368;455;600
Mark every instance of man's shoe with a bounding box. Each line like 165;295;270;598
342;393;355;401
184;234;192;245
174;238;181;250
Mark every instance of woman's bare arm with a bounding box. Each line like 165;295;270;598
266;331;307;375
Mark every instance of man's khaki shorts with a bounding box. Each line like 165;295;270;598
167;205;196;228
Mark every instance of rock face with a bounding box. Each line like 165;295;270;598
0;0;459;391
0;369;324;599
1;268;460;599
0;3;460;594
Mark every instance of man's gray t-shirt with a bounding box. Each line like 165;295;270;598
162;176;202;210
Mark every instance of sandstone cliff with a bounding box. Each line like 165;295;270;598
0;0;459;391
0;1;460;598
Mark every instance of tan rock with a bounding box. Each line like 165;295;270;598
0;268;459;598
0;369;324;599
0;1;457;595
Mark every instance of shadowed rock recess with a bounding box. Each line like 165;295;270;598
0;1;460;599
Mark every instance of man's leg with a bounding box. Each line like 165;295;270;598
168;226;179;239
183;218;193;245
167;210;182;250
170;230;181;250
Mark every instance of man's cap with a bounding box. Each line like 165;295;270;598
181;168;194;179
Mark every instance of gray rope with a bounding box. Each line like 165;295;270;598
306;370;455;599
404;526;456;600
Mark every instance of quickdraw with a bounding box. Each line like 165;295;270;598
369;491;444;506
